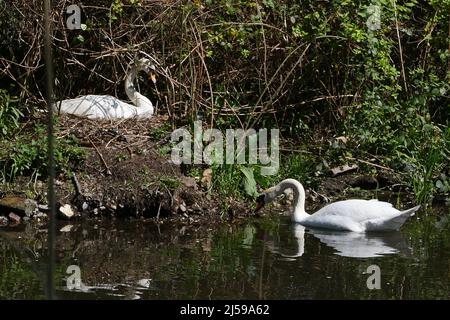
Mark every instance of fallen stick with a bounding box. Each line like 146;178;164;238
88;137;112;175
345;157;399;174
72;172;82;196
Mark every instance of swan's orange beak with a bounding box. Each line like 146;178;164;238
148;71;157;84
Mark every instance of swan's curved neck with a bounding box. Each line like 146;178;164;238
273;179;309;221
125;67;138;105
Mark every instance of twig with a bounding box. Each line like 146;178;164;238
393;0;408;93
88;137;111;175
156;202;162;221
247;43;311;129
72;172;82;196
345;156;400;174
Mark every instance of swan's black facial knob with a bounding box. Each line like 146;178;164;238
254;194;265;213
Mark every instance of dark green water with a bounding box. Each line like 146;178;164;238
0;206;449;299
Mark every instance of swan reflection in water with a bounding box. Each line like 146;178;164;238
267;224;412;259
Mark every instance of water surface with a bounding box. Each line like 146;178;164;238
0;206;449;299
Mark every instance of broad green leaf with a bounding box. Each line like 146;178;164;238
240;166;258;197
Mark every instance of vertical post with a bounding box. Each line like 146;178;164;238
43;0;56;300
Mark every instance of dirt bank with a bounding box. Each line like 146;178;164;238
0;115;422;227
0;115;248;225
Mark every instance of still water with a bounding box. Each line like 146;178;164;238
0;206;449;299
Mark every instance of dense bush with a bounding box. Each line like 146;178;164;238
0;0;449;202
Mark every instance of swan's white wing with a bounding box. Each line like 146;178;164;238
313;199;399;221
302;199;402;232
54;95;140;119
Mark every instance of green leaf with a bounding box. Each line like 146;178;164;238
240;166;258;197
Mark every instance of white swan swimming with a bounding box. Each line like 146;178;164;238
53;58;156;119
255;178;420;232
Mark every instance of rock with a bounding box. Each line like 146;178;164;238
0;196;38;217
330;164;358;176
82;202;89;211
8;212;21;225
34;212;47;219
0;216;8;227
60;224;74;232
38;204;49;212
201;168;212;189
137;279;152;288
59;204;75;219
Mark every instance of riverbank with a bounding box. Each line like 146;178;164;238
1;114;252;226
2;114;440;229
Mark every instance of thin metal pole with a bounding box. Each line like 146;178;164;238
43;0;56;300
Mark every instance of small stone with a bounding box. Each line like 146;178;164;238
331;164;358;176
8;212;21;225
201;168;213;189
179;204;186;212
82;202;89;211
60;224;74;232
0;216;8;227
38;204;49;211
59;204;75;219
137;279;152;288
34;212;47;219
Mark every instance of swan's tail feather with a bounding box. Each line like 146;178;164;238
385;205;420;231
401;205;421;217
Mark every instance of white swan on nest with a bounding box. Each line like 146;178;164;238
255;178;420;232
53;58;156;119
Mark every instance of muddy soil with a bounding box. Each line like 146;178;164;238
56;115;248;220
0;115;247;225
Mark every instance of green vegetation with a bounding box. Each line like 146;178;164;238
0;90;85;182
1;0;449;206
0;89;23;137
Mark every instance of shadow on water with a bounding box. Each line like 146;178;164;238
0;204;449;299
